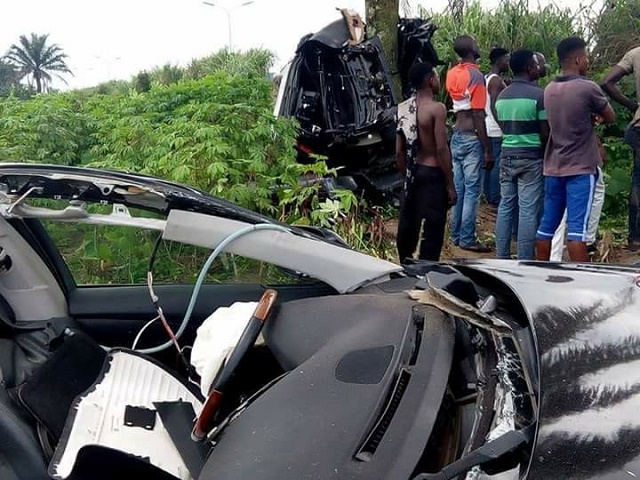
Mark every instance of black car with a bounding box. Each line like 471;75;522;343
0;164;638;480
275;11;441;203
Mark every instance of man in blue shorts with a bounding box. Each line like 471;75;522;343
536;37;616;262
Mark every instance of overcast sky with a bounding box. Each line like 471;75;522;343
1;0;593;90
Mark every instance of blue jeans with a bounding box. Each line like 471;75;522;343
482;137;502;206
495;156;543;259
450;130;484;247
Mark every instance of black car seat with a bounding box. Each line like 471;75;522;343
0;295;58;480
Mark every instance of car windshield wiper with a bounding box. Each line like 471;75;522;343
412;424;534;480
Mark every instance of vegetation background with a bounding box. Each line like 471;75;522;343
0;0;639;283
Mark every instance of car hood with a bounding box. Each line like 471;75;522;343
0;163;402;293
458;259;640;479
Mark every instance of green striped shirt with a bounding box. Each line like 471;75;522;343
495;79;546;158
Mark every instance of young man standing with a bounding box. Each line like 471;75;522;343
396;62;456;262
494;50;548;260
483;47;510;208
536;37;616;262
446;35;493;253
601;45;640;251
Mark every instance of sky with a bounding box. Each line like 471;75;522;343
0;0;592;90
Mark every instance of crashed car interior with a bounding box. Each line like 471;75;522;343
5;164;640;480
0;164;546;480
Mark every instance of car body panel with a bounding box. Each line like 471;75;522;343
460;259;640;479
4;163;640;478
0;164;402;294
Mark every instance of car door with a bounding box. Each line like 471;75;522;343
11;214;336;350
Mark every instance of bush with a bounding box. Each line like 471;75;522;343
0;67;394;283
421;0;583;68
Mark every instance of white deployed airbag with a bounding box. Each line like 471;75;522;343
191;301;258;397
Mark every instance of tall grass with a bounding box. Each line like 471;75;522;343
420;0;591;66
591;0;640;68
184;48;274;80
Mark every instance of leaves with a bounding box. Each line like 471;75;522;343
0;53;396;284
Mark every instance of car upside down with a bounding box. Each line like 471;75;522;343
274;10;442;204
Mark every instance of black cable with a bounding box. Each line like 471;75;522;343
148;233;163;274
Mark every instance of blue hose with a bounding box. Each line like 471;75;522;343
135;223;292;355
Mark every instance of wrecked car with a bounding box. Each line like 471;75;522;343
275;11;441;203
0;163;638;479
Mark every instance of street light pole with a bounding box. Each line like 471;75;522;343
202;1;254;53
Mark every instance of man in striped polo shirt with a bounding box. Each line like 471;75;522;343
494;50;549;260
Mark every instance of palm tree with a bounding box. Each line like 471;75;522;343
5;33;72;93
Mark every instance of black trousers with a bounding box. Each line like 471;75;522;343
397;165;448;262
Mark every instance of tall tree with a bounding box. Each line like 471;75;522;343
0;60;20;94
5;33;72;93
365;0;401;96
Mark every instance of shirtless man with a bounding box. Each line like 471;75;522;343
396;62;456;262
446;35;493;252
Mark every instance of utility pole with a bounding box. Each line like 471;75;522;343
202;1;255;52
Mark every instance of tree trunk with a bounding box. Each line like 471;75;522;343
34;71;42;94
365;0;401;98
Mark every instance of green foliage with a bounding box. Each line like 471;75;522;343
422;0;583;69
134;71;152;93
591;0;640;69
184;49;274;80
148;63;184;86
0;63;393;283
0;93;92;164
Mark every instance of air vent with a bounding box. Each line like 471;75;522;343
355;368;411;461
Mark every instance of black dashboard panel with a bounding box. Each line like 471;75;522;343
200;294;455;480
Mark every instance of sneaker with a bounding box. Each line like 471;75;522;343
460;242;492;253
628;241;640;252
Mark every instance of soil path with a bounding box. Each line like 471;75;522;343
384;204;640;265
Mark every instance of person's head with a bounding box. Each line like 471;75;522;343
534;52;548;78
557;36;589;75
409;61;440;93
454;35;481;62
490;48;510;73
509;49;540;81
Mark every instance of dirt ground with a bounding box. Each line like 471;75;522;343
384;204;640;265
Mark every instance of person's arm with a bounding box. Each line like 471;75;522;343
599;102;617;124
601;65;637;113
469;78;493;169
488;76;506;130
588;81;617;125
396;132;407;174
540;121;550;148
433;103;456;206
472;110;493;169
596;136;607;164
536;93;550;149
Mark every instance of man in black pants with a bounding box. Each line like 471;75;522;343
396;62;457;262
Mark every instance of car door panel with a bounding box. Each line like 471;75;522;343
69;282;336;347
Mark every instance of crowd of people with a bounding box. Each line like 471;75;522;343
396;34;640;263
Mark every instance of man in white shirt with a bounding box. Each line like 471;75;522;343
483;48;510;207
